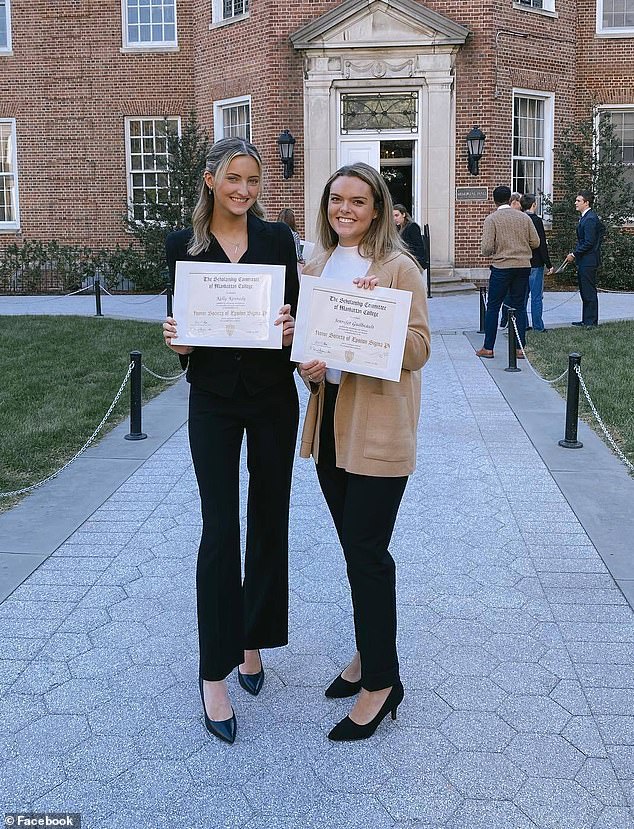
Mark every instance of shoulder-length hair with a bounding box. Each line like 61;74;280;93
188;137;265;256
393;203;412;227
316;163;409;263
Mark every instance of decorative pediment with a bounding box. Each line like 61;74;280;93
290;0;470;51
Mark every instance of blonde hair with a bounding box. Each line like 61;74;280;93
188;137;265;256
316;163;409;263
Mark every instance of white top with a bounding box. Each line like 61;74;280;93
320;244;371;385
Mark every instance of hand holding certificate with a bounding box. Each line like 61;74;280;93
291;275;412;382
171;261;286;349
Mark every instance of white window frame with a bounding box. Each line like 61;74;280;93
0;0;12;53
513;0;557;17
511;89;555;213
121;0;178;50
595;104;634;223
0;118;19;231
596;0;634;36
124;116;181;222
210;0;249;29
213;96;252;143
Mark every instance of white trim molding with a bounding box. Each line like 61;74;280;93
124;116;181;221
0;118;19;231
0;0;12;54
121;0;178;50
213;95;252;143
596;0;634;37
513;0;558;18
511;88;555;210
210;0;250;28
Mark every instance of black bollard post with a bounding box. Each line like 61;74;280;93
558;353;583;449
505;307;520;372
478;286;487;333
424;224;431;298
95;277;103;317
166;285;173;318
125;351;147;441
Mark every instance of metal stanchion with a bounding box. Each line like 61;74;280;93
423;223;431;298
558;353;583;449
478;287;487;334
95;277;103;317
505;307;520;372
124;351;147;441
166;285;173;318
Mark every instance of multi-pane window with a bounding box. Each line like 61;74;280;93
126;118;179;220
0;120;19;227
515;0;556;11
214;0;249;22
214;99;251;142
125;0;177;46
600;0;634;28
341;93;418;134
605;110;634;188
0;0;11;50
512;96;546;199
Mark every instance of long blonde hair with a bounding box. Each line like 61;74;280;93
188;137;265;256
316;163;409;262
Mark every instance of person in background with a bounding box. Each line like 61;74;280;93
510;192;522;210
520;193;553;333
500;193;524;328
278;208;305;267
162;137;299;745
393;204;428;272
565;190;603;328
298;163;431;742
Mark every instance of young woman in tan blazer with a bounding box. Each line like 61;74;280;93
298;163;431;741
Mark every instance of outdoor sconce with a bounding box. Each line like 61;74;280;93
466;126;486;176
277;130;296;179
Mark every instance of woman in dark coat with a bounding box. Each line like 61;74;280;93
393;204;427;272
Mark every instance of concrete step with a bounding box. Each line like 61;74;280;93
428;268;477;296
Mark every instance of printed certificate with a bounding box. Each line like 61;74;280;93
291;276;412;382
172;261;286;349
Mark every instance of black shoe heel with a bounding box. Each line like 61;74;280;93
238;649;264;696
328;681;404;742
325;672;362;699
199;677;237;744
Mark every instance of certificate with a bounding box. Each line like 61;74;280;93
291;276;412;382
171;261;286;349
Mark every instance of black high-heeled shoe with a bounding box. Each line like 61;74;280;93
198;677;237;744
238;649;264;696
327;680;404;742
324;672;362;699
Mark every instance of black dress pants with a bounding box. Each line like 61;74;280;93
316;382;407;691
188;378;299;681
577;263;599;326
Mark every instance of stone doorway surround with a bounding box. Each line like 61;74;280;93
290;0;469;274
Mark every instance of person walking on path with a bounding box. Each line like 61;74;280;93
298;163;431;742
393;203;428;272
476;185;539;359
162;137;299;745
521;193;553;333
499;193;523;329
565;189;603;327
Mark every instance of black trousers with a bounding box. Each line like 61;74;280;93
577;263;599;326
316;383;407;691
188;378;299;681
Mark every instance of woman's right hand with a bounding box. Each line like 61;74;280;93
299;359;327;385
163;317;194;355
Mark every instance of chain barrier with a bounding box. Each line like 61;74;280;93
598;286;634;294
574;364;634;472
0;362;134;499
542;291;579;313
510;316;569;384
99;287;168;304
141;364;186;381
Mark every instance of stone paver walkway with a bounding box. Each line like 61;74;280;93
1;327;634;827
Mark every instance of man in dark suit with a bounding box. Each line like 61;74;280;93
565;190;603;327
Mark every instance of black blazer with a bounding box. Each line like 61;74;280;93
165;214;299;397
574;209;603;267
527;212;551;269
400;221;428;270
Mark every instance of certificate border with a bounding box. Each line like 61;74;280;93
291;275;412;382
171;261;286;349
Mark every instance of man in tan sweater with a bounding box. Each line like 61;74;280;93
476;185;540;358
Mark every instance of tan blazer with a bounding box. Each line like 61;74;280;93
299;249;431;477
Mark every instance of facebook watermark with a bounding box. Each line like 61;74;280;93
4;816;81;828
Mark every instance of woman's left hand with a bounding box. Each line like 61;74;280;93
275;304;295;347
353;275;379;290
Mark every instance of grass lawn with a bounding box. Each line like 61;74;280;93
525;320;634;470
0;315;184;512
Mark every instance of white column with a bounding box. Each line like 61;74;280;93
303;77;332;242
424;73;455;268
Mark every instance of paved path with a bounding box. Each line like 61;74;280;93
1;296;634;827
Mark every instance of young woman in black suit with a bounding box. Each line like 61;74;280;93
162;137;299;744
393;204;428;272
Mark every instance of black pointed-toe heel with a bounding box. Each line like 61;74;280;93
238;649;264;697
327;680;404;742
324;672;362;699
198;677;237;744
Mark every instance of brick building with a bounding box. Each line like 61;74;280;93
1;0;632;284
